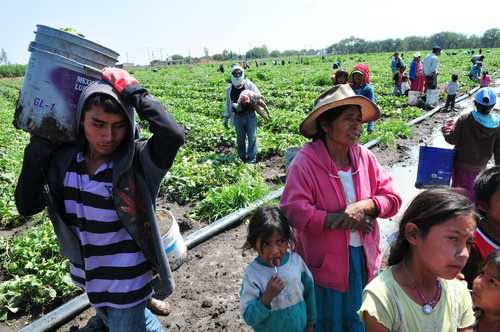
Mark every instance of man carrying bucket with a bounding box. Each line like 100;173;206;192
441;87;500;200
15;68;185;331
423;46;442;108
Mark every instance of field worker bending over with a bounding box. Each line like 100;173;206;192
15;68;185;332
223;64;262;163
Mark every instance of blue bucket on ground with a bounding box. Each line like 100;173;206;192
415;146;455;188
14;25;119;142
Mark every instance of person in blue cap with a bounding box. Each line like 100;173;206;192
441;87;500;199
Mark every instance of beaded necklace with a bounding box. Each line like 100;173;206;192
404;260;442;315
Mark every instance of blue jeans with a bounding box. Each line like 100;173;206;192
96;302;164;332
314;246;367;332
367;121;374;133
233;111;257;162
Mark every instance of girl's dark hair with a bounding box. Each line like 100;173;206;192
451;74;459;81
334;69;349;80
474;166;500;207
388;187;479;266
82;93;124;116
484;249;500;279
314;104;361;140
243;206;293;252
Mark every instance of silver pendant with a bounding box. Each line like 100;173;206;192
422;304;433;315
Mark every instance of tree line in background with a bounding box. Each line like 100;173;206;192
1;28;499;68
210;28;500;61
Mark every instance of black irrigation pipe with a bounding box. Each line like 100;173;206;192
19;85;482;332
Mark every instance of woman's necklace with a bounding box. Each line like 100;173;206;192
403;260;442;315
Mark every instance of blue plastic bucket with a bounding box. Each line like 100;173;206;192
14;25;119;142
415;146;455;188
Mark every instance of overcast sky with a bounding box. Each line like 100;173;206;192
2;0;499;65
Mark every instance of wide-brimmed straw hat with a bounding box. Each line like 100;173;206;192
299;84;380;138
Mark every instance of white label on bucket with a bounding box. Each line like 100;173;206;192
74;75;94;92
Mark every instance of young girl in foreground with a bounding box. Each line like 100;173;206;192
472;249;500;331
240;206;316;331
359;188;478;331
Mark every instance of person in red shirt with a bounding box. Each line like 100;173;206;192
463;166;500;288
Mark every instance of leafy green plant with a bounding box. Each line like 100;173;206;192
0;65;26;78
0;84;28;227
0;217;79;320
190;175;269;223
161;150;261;204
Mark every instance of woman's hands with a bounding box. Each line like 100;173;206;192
260;274;284;308
324;199;378;234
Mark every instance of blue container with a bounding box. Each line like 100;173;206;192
415;146;455;188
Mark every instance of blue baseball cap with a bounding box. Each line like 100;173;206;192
474;87;497;106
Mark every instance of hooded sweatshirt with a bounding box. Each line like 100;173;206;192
15;81;185;298
443;111;500;171
353;64;371;84
280;140;401;291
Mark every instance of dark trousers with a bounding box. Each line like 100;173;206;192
425;74;438;90
445;94;456;109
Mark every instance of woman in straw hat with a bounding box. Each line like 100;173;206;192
280;84;402;331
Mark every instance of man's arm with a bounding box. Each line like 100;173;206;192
15;136;57;216
122;84;185;170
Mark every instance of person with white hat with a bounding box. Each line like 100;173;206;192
350;67;376;133
280;84;402;331
441;87;500;200
409;52;425;93
223;64;262;163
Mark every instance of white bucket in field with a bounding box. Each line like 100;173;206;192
14;25;119;142
408;91;421;105
158;209;187;271
426;89;440;106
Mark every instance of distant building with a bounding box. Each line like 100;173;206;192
117;62;135;70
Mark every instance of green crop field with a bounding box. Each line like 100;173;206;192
0;49;498;320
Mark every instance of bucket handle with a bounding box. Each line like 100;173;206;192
29;44;102;76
